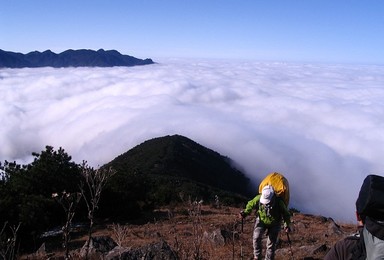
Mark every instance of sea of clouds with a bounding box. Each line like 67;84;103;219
1;59;384;221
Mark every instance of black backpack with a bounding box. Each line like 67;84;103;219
356;174;384;221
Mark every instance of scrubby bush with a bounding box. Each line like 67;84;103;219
0;146;82;251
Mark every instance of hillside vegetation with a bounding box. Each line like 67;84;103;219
1;135;252;255
1;134;355;259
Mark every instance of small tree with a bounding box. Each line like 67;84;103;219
52;191;82;259
1;146;82;251
79;162;116;258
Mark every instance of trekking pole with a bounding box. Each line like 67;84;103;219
241;216;244;260
239;221;244;260
240;210;245;233
237;212;245;260
286;231;294;260
241;215;244;233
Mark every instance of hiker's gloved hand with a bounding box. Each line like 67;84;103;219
284;223;291;233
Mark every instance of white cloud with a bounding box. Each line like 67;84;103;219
1;60;384;221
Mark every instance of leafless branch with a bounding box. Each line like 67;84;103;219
79;161;116;259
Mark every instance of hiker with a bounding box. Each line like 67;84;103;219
240;184;291;260
325;174;384;259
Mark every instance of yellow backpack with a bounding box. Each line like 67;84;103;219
259;172;290;206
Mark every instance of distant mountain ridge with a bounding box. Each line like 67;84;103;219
0;49;154;68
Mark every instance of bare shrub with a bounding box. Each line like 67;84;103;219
111;223;130;247
79;162;116;259
52;191;82;259
0;221;21;260
188;199;208;260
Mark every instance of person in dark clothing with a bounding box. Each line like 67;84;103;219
362;216;384;259
325;174;384;259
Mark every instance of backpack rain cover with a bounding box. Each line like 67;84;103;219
259;172;290;206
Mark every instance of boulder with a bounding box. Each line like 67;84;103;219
80;236;117;258
203;228;236;246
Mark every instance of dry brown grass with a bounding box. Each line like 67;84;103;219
21;204;358;259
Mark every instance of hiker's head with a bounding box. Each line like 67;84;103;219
355;178;367;224
354;174;384;225
260;185;275;204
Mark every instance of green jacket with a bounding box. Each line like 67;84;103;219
243;194;291;227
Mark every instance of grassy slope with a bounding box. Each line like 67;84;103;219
25;204;357;260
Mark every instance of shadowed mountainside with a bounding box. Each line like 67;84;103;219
100;135;253;220
0;49;154;68
106;134;251;196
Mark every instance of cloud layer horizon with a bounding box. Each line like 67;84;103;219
2;59;384;221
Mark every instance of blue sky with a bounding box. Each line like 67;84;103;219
1;1;384;64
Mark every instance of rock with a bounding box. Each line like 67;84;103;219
105;246;132;259
35;242;46;256
106;240;178;260
204;229;225;246
295;221;307;231
312;244;328;254
80;236;118;258
203;228;234;246
23;242;55;259
328;219;343;235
